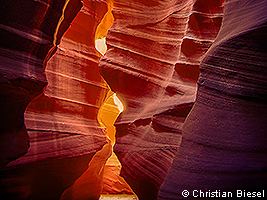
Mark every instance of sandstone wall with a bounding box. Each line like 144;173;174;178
0;1;111;199
159;0;267;199
0;0;83;168
99;0;225;199
1;0;266;199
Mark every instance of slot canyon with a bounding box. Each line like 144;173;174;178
0;0;266;199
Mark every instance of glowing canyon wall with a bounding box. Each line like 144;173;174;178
0;0;82;168
1;0;110;199
1;0;267;200
99;0;226;199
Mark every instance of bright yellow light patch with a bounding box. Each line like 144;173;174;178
97;92;124;145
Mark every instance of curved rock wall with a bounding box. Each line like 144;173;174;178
1;1;113;199
99;0;225;199
23;0;110;165
1;0;266;199
158;0;267;199
0;0;82;168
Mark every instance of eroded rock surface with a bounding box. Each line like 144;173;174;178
1;0;266;199
0;0;82;168
158;0;267;199
23;0;111;165
0;0;112;199
99;0;224;199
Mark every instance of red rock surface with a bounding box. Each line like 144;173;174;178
99;0;225;199
1;0;112;199
1;0;266;199
24;0;110;159
158;0;267;199
0;0;82;168
60;140;113;200
1;0;135;199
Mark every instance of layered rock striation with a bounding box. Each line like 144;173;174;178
158;0;267;199
0;0;83;168
23;0;111;165
1;0;266;199
1;0;113;199
99;0;225;199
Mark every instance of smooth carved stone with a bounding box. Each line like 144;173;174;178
158;0;267;199
24;0;110;164
178;0;224;66
193;0;225;14
99;0;225;199
1;0;112;199
0;0;82;168
188;12;223;40
114;104;193;200
60;140;113;200
100;0;195;124
101;160;135;195
1;151;95;200
25;37;108;137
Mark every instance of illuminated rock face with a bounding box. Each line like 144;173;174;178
99;0;224;199
23;0;110;165
1;0;266;199
0;0;82;168
0;0;112;199
158;0;267;199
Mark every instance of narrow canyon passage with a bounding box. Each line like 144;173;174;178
1;0;267;200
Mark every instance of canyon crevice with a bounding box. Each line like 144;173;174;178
1;0;266;200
